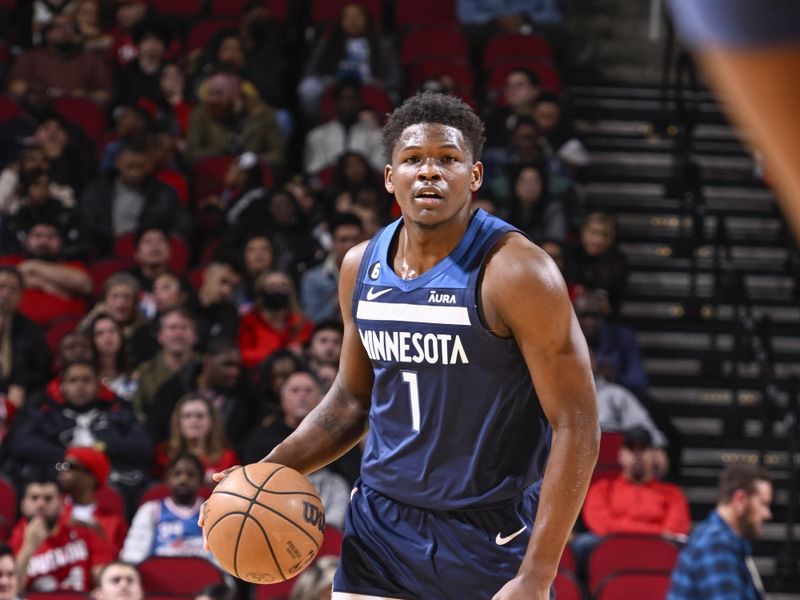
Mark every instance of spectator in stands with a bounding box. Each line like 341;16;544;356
132;307;198;422
149;271;191;317
7;14;113;106
89;313;137;401
0;265;49;414
120;454;210;563
238;270;314;370
7;361;152;489
290;556;338;600
0;219;92;330
235;234;275;307
505;162;566;243
195;582;234;600
237;1;288;109
300;213;363;323
52;330;92;374
151;62;192;143
573;288;649;399
127;227;172;293
109;0;152;67
305;321;343;378
186;67;284;167
456;0;564;31
99;104;153;171
147;339;257;448
484;68;541;153
25;114;94;195
116;18;172;107
194;260;241;350
326;151;386;209
568;212;628;316
668;464;772;600
93;561;144;600
80;138;192;259
0;168;83;260
298;2;400;120
10;474;112;593
56;446;128;556
69;0;112;54
303;78;385;177
0;544;19;600
575;427;690;566
81;273;152;369
153;394;239;485
532;92;590;170
240;371;351;528
251;348;307;425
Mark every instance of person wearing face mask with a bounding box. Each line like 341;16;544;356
238;270;313;370
7;14;113;107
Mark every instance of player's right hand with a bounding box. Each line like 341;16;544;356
198;465;241;537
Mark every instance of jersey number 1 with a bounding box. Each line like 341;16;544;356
401;371;420;432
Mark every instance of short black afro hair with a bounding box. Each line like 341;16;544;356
382;92;486;162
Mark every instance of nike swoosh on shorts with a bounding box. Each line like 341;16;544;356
495;526;527;546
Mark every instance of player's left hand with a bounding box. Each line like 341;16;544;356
492;573;551;600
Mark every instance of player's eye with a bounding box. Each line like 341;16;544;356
441;156;457;163
404;156;420;164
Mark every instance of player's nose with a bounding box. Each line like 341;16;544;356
417;158;442;180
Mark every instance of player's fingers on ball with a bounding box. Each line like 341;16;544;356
211;465;241;482
197;500;207;527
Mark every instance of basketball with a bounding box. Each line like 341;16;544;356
203;462;326;584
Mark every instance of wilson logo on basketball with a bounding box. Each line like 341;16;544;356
302;501;325;532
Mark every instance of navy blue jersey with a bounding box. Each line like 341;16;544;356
354;209;551;510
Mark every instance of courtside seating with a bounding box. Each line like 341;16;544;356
588;535;681;595
138;556;224;595
594;570;673;600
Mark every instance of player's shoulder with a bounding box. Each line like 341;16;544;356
484;232;565;298
340;240;371;280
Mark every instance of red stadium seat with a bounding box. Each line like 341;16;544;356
483;34;553;67
0;475;17;541
595;570;672;600
319;83;393;122
588;535;680;594
52;97;107;140
396;0;455;27
191;155;273;202
44;315;83;354
559;543;576;574
139;557;224;595
95;485;127;517
597;431;625;470
147;0;202;17
312;0;381;26
88;258;136;298
554;570;584;600
487;60;562;100
400;28;469;65
406;59;474;96
0;94;21;122
186;19;236;53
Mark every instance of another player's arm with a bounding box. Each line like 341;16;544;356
487;236;600;600
261;242;375;475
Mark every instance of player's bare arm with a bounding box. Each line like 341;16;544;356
485;235;600;599
261;241;375;475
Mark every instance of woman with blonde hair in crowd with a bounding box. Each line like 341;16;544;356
153;393;238;485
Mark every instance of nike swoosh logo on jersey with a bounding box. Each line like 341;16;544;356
366;287;392;300
495;526;527;546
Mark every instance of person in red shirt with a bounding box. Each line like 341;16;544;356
57;447;129;557
11;475;112;593
153;394;239;486
238;270;313;369
0;219;92;329
573;427;690;573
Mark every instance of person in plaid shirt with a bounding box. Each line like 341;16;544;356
668;464;772;600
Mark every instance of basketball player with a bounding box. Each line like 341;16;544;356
667;1;800;241
204;92;600;599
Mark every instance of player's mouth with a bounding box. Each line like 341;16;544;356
413;186;445;207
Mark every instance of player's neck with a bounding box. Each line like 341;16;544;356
395;211;472;279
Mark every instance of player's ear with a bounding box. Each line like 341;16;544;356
470;161;484;192
384;164;394;194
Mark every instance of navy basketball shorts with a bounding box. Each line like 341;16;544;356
332;480;543;600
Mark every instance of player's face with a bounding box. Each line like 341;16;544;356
97;564;144;600
0;555;17;600
386;124;482;231
738;480;773;540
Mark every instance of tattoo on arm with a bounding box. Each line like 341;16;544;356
313;406;351;444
